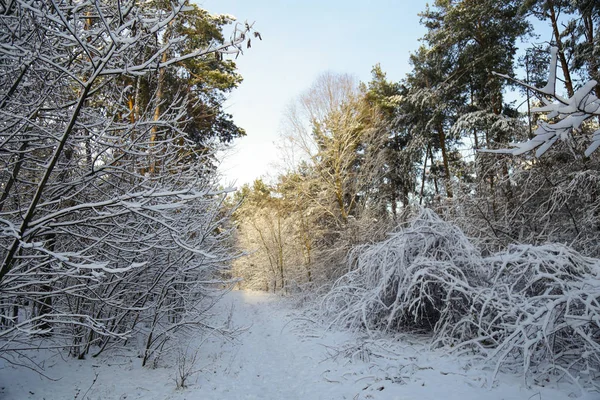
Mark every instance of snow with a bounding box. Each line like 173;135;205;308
487;46;600;158
0;290;593;400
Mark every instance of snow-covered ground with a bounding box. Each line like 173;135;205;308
1;290;594;399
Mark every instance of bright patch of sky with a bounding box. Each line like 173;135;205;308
200;0;428;187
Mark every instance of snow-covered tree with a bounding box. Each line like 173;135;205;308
0;0;256;367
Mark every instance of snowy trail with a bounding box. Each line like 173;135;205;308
1;290;591;399
204;291;351;399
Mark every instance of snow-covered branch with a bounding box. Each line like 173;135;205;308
486;47;600;157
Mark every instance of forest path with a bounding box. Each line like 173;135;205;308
1;290;582;400
202;290;361;399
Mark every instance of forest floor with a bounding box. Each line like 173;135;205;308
1;290;594;400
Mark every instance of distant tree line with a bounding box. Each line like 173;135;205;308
231;0;600;292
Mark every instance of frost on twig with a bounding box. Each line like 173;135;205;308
484;47;600;157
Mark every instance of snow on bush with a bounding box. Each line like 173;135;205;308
321;209;485;335
321;209;600;390
468;244;600;390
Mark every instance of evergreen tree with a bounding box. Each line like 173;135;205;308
362;65;419;217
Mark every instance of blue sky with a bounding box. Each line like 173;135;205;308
200;1;556;187
200;0;429;187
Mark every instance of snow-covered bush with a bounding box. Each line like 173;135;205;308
471;245;599;389
321;209;485;335
322;210;600;390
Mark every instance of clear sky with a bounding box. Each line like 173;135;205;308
199;0;429;187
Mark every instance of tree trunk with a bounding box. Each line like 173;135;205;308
436;123;453;198
428;146;439;196
149;52;169;175
548;0;574;97
419;143;430;205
